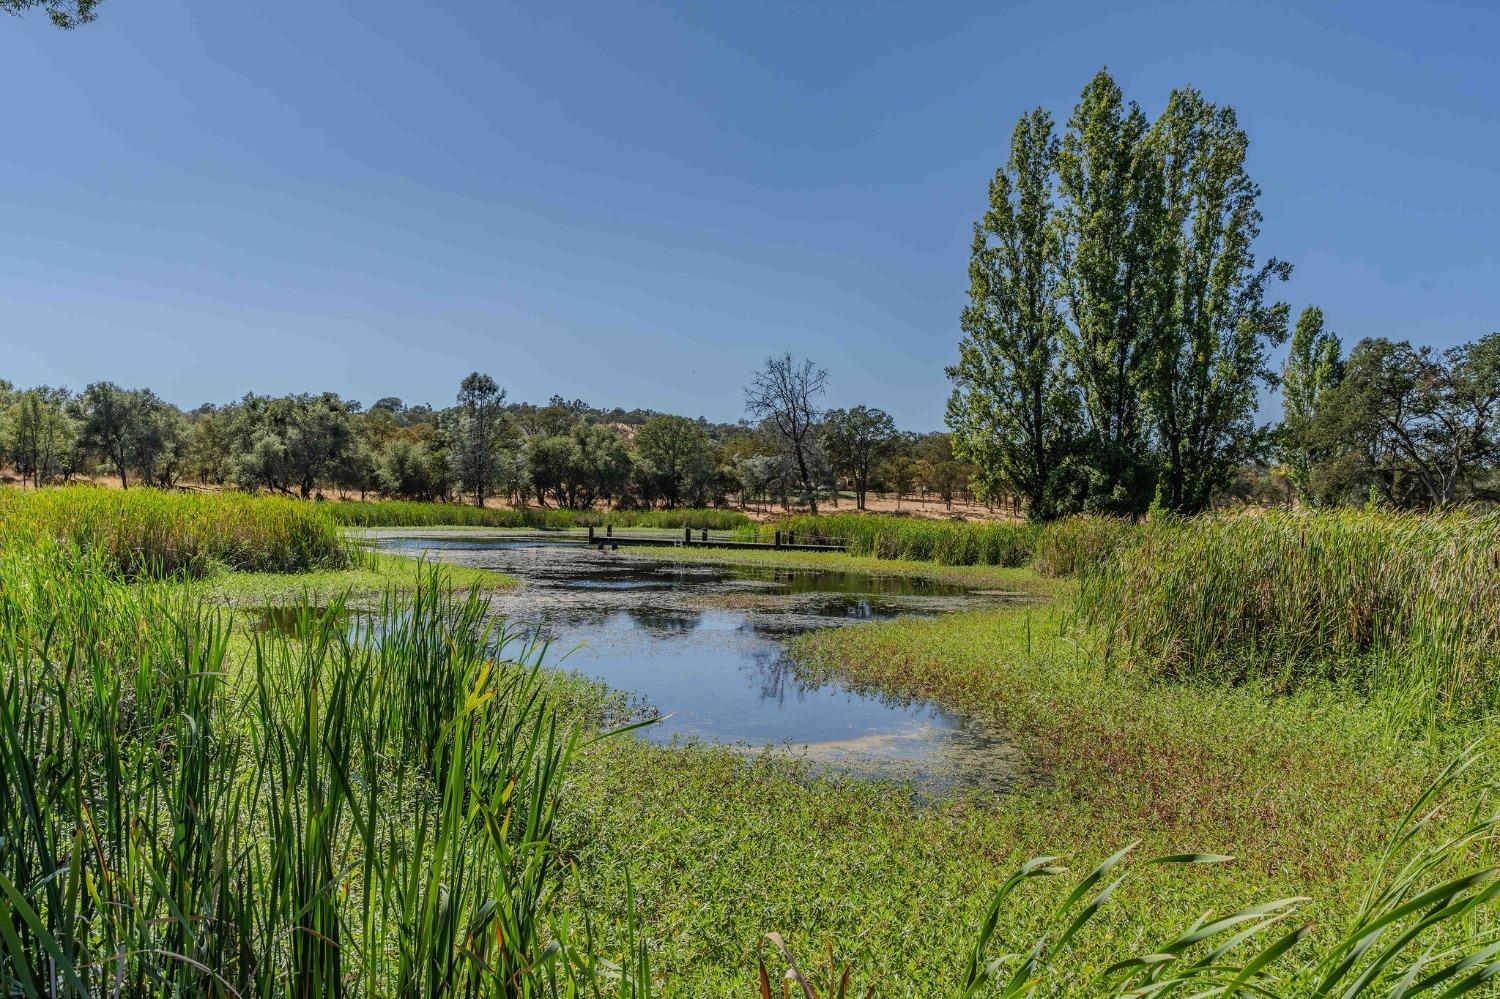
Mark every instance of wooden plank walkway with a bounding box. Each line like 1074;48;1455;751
585;525;844;553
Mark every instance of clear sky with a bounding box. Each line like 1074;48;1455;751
2;0;1496;428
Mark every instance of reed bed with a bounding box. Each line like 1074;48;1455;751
1077;510;1500;718
755;512;1136;575
0;486;349;577
324;498;750;531
761;513;1043;567
0;539;651;996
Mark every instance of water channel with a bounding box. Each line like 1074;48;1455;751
370;532;1022;791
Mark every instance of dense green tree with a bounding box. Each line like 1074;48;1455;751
879;453;919;510
1056;69;1164;514
1280;306;1344;505
4;387;78;487
1145;87;1292;513
633;415;714;509
449;372;509;506
226;393;357;497
947;107;1079;520
1310;335;1500;508
378;435;449;501
524;434;577;507
185;405;234;486
144;406;192;488
822;405;898;510
77;382;165;488
567;422;631;509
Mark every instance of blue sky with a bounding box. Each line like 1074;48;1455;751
2;0;1496;428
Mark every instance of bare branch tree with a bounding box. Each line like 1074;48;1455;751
744;353;827;513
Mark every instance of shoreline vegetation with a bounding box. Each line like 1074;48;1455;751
2;486;1498;995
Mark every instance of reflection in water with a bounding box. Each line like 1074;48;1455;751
371;533;1021;791
624;605;703;637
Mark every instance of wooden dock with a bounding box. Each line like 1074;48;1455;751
585;525;844;553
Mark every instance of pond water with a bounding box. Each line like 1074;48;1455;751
372;533;1021;790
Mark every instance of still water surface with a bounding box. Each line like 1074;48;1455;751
373;533;1020;790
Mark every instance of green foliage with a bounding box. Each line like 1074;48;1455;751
950;69;1292;519
632;415;716;508
1145;86;1293;513
1;386;79;487
0;544;641;994
1056;69;1161;511
450;370;509;505
948;107;1079;521
1029;514;1134;577
223;391;360;497
1307;334;1500;509
1281;306;1344;505
822;405;899;510
1077;510;1500;719
0;485;349;576
76;381;170;489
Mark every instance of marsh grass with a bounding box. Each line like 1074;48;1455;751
0;485;349;577
1076;511;1500;720
756;514;1043;567
325;499;750;531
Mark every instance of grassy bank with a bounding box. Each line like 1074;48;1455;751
195;550;518;606
615;542;1071;595
562;593;1482;994
324;498;750;531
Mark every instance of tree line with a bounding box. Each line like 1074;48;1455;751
948;68;1497;518
0;358;988;512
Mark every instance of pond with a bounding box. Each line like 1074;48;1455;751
373;533;1021;791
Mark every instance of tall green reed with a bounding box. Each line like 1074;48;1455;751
0;485;349;577
1076;511;1500;719
0;541;639;996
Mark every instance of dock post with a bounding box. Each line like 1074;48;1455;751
588;525;595;544
701;528;707;542
607;524;613;537
774;531;781;548
684;526;692;545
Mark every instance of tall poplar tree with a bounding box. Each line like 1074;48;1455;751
947;108;1079;520
1145;88;1292;513
1056;69;1163;514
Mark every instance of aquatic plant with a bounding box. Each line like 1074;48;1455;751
0;484;349;576
1076;510;1500;719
